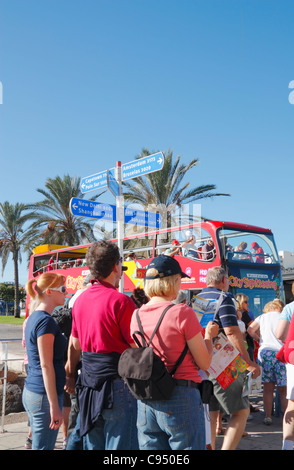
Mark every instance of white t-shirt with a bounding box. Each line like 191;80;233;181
68;288;86;308
255;311;283;355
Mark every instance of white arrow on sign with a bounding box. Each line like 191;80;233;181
122;152;164;181
80;168;115;194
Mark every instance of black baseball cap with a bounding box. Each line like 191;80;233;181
145;255;190;279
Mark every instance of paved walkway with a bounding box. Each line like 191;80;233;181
0;391;287;451
0;412;65;450
215;391;284;450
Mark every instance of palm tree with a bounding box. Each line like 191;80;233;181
27;174;104;247
123;148;229;227
0;202;36;317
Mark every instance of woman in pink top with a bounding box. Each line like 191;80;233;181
130;254;218;450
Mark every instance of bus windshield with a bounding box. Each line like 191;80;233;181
217;227;279;265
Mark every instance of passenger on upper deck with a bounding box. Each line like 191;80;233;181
47;256;55;271
223;237;233;253
233;242;251;262
202;239;215;261
181;230;198;257
164;239;181;257
126;251;137;261
251;242;264;263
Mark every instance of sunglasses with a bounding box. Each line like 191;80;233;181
49;286;67;293
117;256;128;272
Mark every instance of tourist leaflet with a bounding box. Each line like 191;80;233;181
207;333;248;389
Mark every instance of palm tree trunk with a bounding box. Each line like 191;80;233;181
13;249;20;318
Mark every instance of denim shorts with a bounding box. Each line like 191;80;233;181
22;387;63;450
137;385;205;450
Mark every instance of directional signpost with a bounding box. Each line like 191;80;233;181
122;152;164;181
70;197;116;221
80;168;115;194
107;169;120;197
80;152;164;193
71;198;161;230
124;207;161;229
78;152;165;291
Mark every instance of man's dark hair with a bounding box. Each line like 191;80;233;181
86;241;120;279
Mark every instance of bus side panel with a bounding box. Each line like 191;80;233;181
227;263;283;317
122;256;222;292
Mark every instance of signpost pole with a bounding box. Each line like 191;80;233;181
115;161;124;293
79;152;165;292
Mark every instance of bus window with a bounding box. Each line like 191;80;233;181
218;227;279;264
122;234;154;260
155;227;216;262
123;245;154;260
33;255;56;276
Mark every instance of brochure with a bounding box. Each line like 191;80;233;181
207;333;248;389
192;295;215;327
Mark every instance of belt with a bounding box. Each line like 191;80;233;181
174;379;200;389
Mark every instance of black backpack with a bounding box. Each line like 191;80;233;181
52;307;73;341
118;304;188;401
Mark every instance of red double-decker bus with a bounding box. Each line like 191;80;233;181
26;220;284;318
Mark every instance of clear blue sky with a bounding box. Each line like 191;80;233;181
1;0;293;285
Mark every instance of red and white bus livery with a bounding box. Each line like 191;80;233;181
26;220;284;318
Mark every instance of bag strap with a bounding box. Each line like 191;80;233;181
132;330;145;348
170;343;189;376
136;304;174;347
135;304;188;375
212;290;225;322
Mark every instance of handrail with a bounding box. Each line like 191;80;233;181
0;339;23;433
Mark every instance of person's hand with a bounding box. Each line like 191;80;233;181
64;375;76;395
247;362;261;379
49;404;63;430
205;321;219;339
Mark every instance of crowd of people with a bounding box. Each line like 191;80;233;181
21;240;294;451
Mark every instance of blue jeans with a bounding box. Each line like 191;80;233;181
72;379;138;450
22;387;63;450
137;385;205;450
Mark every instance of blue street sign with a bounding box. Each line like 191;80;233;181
107;169;120;197
70;198;162;228
122;152;164;181
80;168;115;194
124;208;162;229
70;198;116;221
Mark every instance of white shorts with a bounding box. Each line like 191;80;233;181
286;363;294;399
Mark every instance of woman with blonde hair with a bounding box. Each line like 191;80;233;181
248;298;287;425
22;272;68;450
130;254;218;450
235;293;255;360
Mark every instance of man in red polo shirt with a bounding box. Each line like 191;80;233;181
65;241;138;450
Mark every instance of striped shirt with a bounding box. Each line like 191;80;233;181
199;287;238;330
